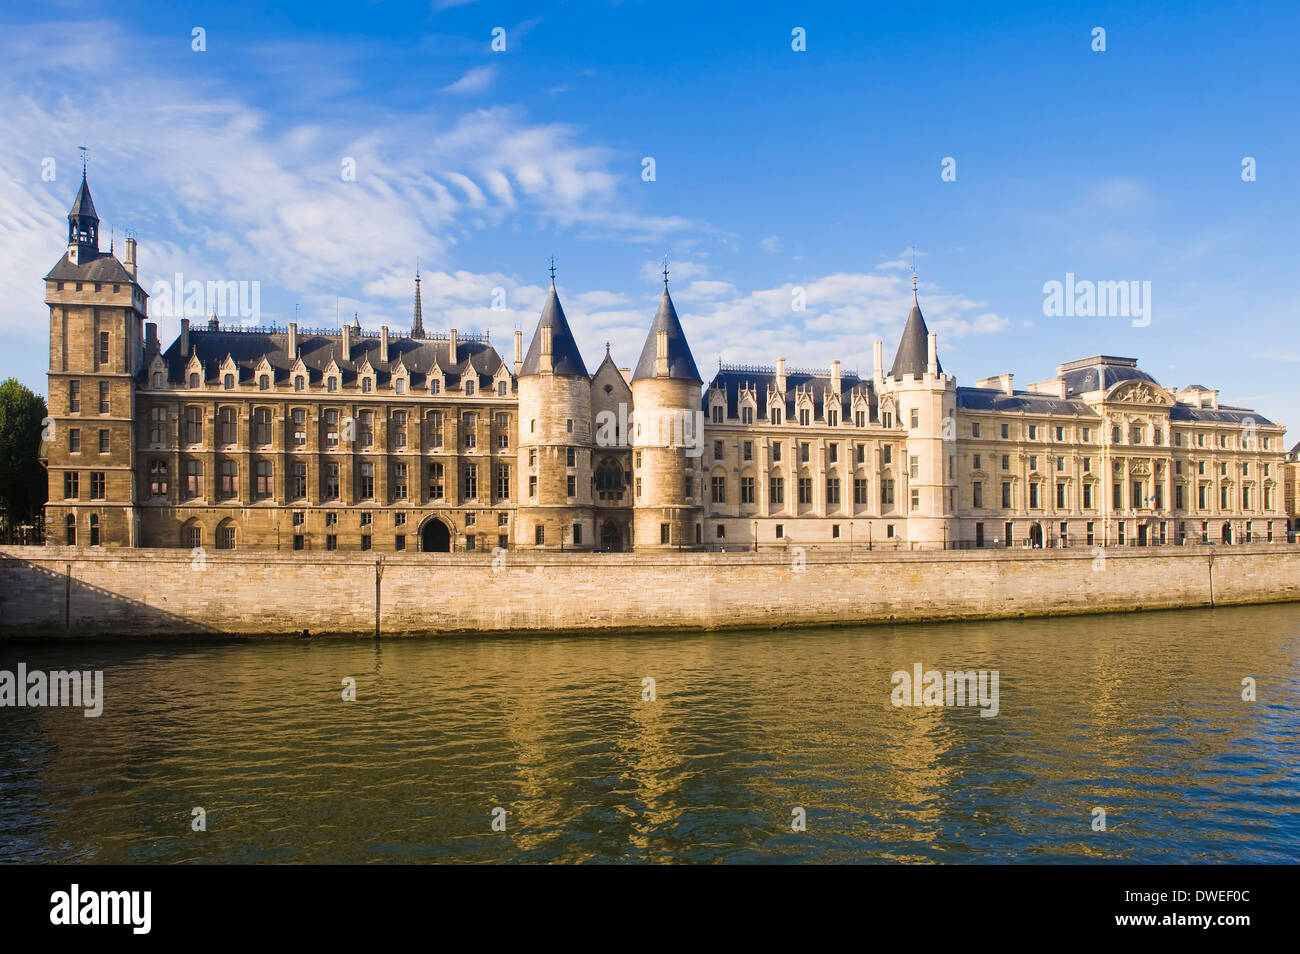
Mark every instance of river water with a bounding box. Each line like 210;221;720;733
1;604;1297;863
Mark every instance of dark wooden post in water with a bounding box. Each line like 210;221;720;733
374;556;385;638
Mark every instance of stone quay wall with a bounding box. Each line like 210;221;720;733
2;543;1298;639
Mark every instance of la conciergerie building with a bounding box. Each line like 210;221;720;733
42;176;1292;553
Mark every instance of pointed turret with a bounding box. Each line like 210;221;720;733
889;276;940;379
519;277;588;376
66;172;100;262
412;267;425;338
632;284;701;383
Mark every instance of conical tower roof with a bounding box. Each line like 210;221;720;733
519;279;589;376
889;280;940;379
632;285;701;382
69;173;98;221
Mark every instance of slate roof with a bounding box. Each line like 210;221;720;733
889;292;940;379
154;327;508;391
704;367;875;423
1058;362;1158;396
45;250;136;283
519;281;588;377
957;387;1099;417
632;286;701;383
1169;404;1275;427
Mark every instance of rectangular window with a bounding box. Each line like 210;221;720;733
1001;482;1011;508
496;465;510;501
1056;482;1066;508
854;478;868;505
972;422;981;438
392;462;408;501
909;455;919;479
769;476;784;505
566;474;576;497
1000;423;1009;439
463;464;478;501
973;481;983;508
98;331;109;367
98;381;109;414
660;524;670;544
1083;483;1094;509
69;428;81;453
910;408;919;428
325;463;340;500
359;462;375;500
800;442;810;463
740;476;755;504
826;477;840;505
828;443;839;464
743;441;753;462
69;380;80;413
566;446;576;467
712;476;726;503
90;471;106;499
910;488;920;511
1029;483;1041;509
529;474;538;497
881;479;895;506
798;477;813;505
64;471;79;499
255;461;272;499
772;442;782;463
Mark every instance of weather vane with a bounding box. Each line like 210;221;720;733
79;145;88;176
548;255;556;281
662;254;670;285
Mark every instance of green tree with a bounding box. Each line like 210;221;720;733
0;378;48;529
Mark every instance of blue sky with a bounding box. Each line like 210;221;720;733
2;1;1297;427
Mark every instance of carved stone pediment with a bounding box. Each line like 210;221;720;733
1108;381;1172;406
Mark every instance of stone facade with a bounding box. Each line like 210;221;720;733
43;178;1291;553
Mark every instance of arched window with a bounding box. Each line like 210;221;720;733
223;373;234;390
216;520;236;550
595;458;625;500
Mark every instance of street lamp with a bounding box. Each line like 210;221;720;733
753;519;758;553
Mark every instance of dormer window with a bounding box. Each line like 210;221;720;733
431;380;441;395
294;376;305;392
799;408;811;426
742;405;754;425
327;377;338;392
497;380;507;396
772;407;783;425
223;374;234;390
189;373;199;388
464;380;475;396
152;372;162;388
712;405;723;424
259;375;269;390
362;378;373;393
396;379;406;395
827;409;838;427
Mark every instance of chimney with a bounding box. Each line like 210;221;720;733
513;329;523;376
448;328;458;365
287;321;297;358
145;322;159;354
342;323;352;362
926;334;938;375
540;325;553;372
830;359;841;394
872;340;884;380
655;330;669;376
776;357;787;394
180;318;190;356
124;237;138;280
1000;372;1013;394
380;325;389;360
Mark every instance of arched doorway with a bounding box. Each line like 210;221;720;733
1028;523;1043;547
421;518;452;552
1221;522;1232;545
600;521;623;552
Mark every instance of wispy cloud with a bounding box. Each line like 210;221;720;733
440;64;497;94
